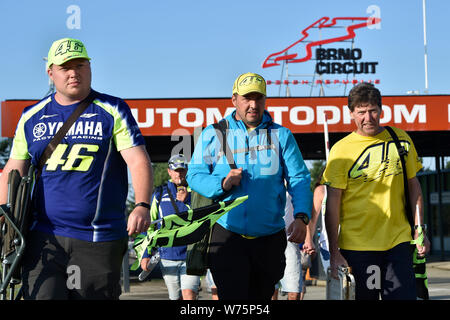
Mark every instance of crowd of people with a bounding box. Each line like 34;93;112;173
0;37;430;300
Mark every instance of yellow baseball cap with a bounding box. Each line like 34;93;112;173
47;38;91;69
232;72;266;96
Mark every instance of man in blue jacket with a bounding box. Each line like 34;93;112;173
187;72;312;300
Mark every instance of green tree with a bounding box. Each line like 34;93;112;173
125;162;170;215
309;160;326;189
152;162;170;187
0;138;12;169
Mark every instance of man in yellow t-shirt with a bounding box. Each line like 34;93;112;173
322;83;430;300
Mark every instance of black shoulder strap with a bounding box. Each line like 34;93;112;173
165;184;181;214
265;120;273;145
212;119;237;170
154;184;164;204
150;184;165;223
385;126;415;235
154;183;180;215
37;92;95;175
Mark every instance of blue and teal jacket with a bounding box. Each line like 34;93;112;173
142;181;191;260
187;110;312;237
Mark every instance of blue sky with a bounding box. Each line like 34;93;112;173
1;0;448;101
0;0;447;167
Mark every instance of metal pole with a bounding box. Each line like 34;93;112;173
318;28;325;96
323;114;330;162
286;58;291;97
43;57;55;96
435;156;444;260
278;53;286;97
423;0;429;94
122;245;130;293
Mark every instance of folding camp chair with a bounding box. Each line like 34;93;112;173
326;266;356;300
0;166;34;300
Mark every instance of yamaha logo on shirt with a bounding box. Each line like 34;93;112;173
33;123;47;138
32;120;104;142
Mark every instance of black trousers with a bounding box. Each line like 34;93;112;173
208;224;287;300
340;242;416;300
21;231;127;300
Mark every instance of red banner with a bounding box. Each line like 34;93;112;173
2;95;449;137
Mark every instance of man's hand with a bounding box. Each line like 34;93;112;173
330;251;349;279
127;206;151;236
140;257;150;271
415;231;431;257
176;186;188;202
302;233;316;257
222;168;243;191
287;219;307;244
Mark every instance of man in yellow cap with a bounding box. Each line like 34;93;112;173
0;38;153;300
187;72;312;300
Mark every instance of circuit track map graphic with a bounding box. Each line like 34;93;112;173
262;16;381;68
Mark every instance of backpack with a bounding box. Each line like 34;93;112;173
186;119;236;276
190;118;239;208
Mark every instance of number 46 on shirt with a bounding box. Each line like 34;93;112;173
349;140;411;180
45;143;99;171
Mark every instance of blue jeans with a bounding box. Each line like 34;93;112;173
160;259;200;300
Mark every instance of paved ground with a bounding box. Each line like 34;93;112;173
120;259;450;300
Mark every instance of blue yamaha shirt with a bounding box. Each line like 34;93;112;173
10;90;145;242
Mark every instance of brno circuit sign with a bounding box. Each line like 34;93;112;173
262;16;381;76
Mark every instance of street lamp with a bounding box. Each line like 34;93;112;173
43;57;55;96
423;0;429;94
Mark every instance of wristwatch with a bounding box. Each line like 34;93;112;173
135;202;151;210
294;212;310;225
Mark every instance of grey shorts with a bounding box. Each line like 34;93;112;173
279;241;303;293
21;231;127;300
160;259;201;300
